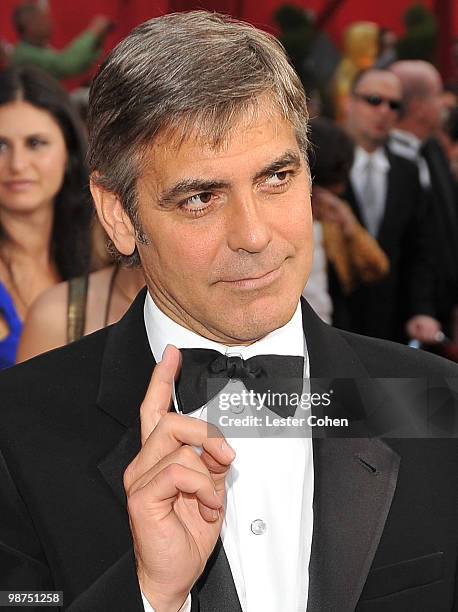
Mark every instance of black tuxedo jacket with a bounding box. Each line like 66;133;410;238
0;290;457;611
420;137;458;332
334;149;435;341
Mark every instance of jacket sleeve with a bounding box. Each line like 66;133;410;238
67;549;200;612
403;170;436;319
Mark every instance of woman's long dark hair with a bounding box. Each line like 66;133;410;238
0;65;91;280
309;117;355;188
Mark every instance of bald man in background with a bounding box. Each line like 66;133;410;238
390;61;458;339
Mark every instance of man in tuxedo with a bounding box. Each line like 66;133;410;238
0;12;457;612
389;60;458;338
341;68;440;342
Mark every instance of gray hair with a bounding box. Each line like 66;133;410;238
87;11;309;266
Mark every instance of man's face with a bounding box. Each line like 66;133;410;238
26;8;52;43
134;110;312;344
347;71;402;150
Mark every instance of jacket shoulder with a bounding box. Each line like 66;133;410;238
337;328;458;378
0;326;111;410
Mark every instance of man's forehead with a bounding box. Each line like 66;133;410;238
152;108;294;154
142;113;300;174
358;72;401;94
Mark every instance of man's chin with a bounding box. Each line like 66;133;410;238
371;131;389;145
212;294;300;344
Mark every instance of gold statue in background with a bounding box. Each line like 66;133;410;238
332;22;379;122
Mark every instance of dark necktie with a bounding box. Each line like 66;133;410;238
175;348;304;417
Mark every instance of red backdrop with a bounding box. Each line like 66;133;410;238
1;0;457;86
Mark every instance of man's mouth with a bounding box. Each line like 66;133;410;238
219;262;284;290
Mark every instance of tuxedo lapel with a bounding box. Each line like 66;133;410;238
195;539;243;612
96;287;154;505
98;419;141;507
96;287;154;428
301;299;401;611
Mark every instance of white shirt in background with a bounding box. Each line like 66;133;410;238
350;145;390;236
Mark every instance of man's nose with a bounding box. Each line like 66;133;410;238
378;101;393;116
226;192;272;253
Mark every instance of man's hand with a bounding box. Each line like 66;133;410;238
123;345;235;612
406;315;442;344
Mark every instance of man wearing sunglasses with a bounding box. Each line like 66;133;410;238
341;68;440;344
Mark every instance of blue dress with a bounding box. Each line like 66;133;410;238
0;281;22;370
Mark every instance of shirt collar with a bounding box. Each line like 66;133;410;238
353;145;390;172
390;129;423;154
144;290;305;362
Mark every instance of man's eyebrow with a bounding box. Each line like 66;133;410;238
157;150;302;206
158;179;231;206
252;151;302;182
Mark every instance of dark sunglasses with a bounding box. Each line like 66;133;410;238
354;93;402;112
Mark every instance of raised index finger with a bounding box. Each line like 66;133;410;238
140;344;181;445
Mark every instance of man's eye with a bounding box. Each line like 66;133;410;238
0;141;8;153
265;171;289;185
185;192;213;207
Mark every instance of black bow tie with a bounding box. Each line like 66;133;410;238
175;348;304;417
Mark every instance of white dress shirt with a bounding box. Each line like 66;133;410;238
141;292;314;612
389;129;431;189
350;146;390;236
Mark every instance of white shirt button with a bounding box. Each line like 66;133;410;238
250;518;267;535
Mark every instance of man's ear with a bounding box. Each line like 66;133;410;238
409;99;423;122
90;176;137;256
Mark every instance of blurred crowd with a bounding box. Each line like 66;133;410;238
0;1;457;370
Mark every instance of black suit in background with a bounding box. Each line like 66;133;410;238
331;149;435;342
0;290;457;611
420;137;458;334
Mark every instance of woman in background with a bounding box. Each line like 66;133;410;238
0;65;91;368
17;220;145;361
